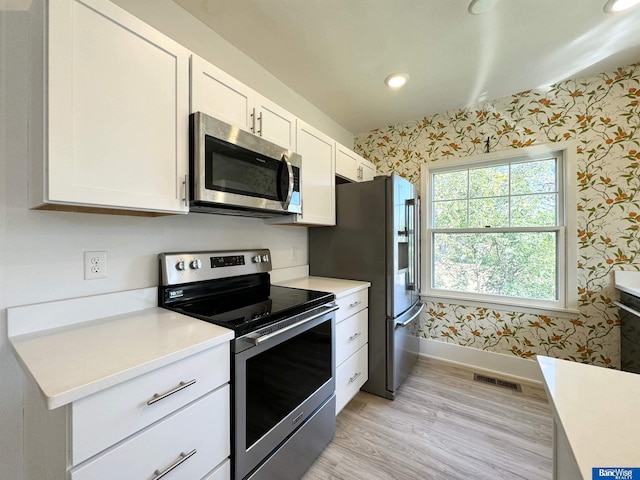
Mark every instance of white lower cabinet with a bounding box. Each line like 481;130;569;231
334;288;369;415
23;343;231;480
203;459;231;480
336;345;369;414
70;386;230;480
71;345;229;465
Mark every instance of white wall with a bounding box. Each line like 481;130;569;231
0;3;349;479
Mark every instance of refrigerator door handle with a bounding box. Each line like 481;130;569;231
415;197;421;293
395;302;425;327
406;198;416;291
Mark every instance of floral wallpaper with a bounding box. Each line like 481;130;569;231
355;64;640;369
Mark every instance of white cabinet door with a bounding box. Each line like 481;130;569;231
70;387;230;480
38;0;190;214
190;55;253;132
292;121;336;225
336;143;376;182
336;345;368;415
255;94;296;151
359;159;376;181
336;144;360;182
191;55;296;151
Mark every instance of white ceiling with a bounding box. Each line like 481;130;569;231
173;0;640;135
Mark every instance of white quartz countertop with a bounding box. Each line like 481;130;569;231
537;356;640;477
614;270;640;297
274;276;370;298
8;288;233;409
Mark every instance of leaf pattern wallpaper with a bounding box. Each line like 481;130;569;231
354;63;640;369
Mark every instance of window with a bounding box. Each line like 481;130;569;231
422;143;578;317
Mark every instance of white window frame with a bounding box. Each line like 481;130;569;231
420;142;579;318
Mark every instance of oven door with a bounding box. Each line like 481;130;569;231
233;304;337;480
615;292;640;373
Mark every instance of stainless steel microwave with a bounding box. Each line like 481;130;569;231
189;112;302;217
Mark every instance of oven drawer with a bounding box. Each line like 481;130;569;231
335;289;368;323
336;308;368;365
71;344;230;465
336;344;368;414
70;386;230;480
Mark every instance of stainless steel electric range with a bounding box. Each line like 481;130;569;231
158;249;337;480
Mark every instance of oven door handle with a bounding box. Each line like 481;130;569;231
613;300;640;318
281;154;294;210
251;304;338;346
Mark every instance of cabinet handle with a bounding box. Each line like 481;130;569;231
250;108;256;133
151;449;197;480
257;112;263;136
348;301;361;308
182;175;188;208
349;372;362;384
147;379;196;406
348;332;361;341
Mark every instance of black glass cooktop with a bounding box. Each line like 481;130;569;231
167;283;334;337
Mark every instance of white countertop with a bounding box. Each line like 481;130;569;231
614;270;640;297
274;276;370;298
537;356;640;477
8;289;233;409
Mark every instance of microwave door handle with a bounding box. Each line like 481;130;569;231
281;154;294;209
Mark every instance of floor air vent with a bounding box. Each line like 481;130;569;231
473;373;522;392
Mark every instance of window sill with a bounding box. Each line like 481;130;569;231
420;292;580;319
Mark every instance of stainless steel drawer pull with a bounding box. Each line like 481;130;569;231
349;372;362;384
348;332;361;341
147;379;196;406
152;449;197;480
348;301;362;308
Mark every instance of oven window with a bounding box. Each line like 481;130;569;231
205;135;285;201
245;319;332;448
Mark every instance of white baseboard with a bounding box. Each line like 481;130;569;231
419;338;543;385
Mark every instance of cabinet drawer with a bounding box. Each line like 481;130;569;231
336;309;368;366
70;386;230;480
71;344;230;464
202;458;230;480
336;344;368;415
335;289;368;323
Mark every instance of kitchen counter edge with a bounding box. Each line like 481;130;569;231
8;288;233;410
274;276;371;298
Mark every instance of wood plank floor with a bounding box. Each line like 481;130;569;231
303;357;553;480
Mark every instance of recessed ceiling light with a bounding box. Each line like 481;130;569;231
468;0;496;15
604;0;640;13
384;73;409;88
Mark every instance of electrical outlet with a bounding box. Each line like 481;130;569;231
84;251;107;280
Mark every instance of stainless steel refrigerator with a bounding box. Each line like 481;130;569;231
309;174;424;400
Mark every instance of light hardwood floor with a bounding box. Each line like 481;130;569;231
303;357;553;480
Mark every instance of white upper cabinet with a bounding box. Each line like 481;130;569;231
267;121;335;226
336;143;376;182
190;55;296;151
30;0;190;214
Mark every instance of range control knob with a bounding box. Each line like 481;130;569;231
261;254;269;262
252;255;262;264
176;260;187;271
190;259;202;269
